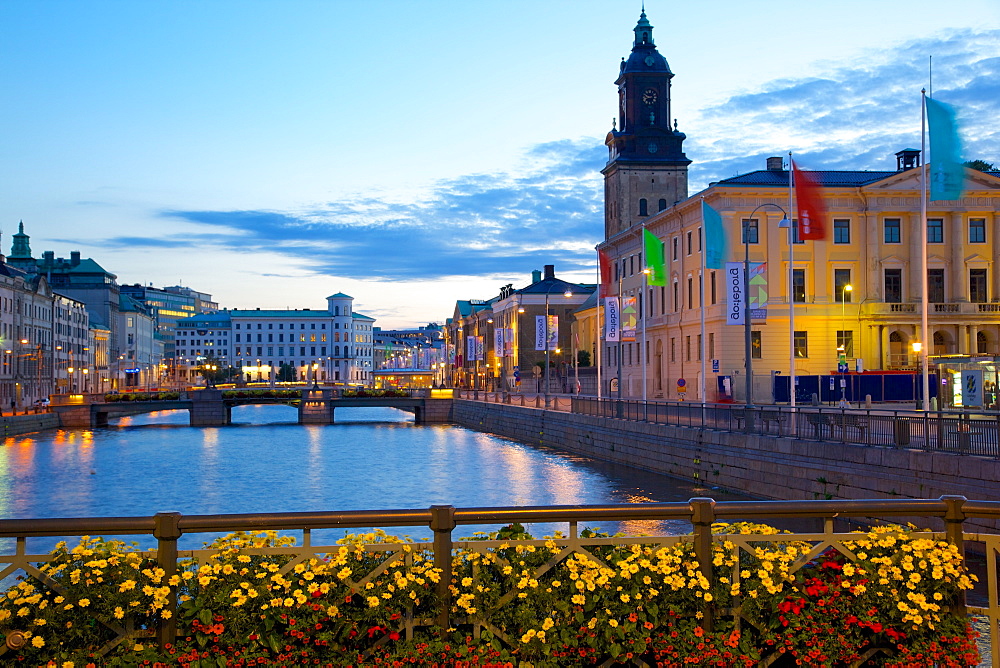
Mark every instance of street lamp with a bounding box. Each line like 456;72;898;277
912;341;923;408
312;361;320;389
544;288;573;408
741;204;790;409
839;283;853;404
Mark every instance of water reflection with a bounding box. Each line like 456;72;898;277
0;405;758;551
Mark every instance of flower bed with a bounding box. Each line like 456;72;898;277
0;524;980;666
221;389;301;400
103;392;181;402
341;389;410;398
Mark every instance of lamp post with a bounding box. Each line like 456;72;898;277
543;288;573;408
912;341;923;409
839;283;853;404
486;317;494;391
741;204;790;408
312;361;320;389
82;368;90;394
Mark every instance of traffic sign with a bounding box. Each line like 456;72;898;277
838;362;849;373
712;359;720;373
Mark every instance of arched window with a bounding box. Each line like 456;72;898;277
639;199;648;217
978;331;989;354
335;345;340;356
658;199;667;212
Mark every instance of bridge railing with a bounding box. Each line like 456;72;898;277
0;496;997;663
563;397;1000;458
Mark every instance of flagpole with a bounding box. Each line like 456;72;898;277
920;89;931;411
642;270;648;402
788;153;796;408
617;273;623;402
596;248;603;400
700;198;707;405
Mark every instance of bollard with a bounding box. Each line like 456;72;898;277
430;505;456;629
154;512;182;647
689;498;716;632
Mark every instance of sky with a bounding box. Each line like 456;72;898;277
2;1;999;328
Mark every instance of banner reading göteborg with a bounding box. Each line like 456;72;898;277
494;328;505;358
604;297;620;342
725;262;767;324
534;315;558;351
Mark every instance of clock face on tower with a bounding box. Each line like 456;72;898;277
642;88;658;105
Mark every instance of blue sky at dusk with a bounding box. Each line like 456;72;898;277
2;1;999;327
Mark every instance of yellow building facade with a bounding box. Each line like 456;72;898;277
597;11;1000;402
600;157;1000;401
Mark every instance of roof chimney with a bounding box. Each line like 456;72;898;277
543;264;555;280
531;269;542;283
895;148;921;172
766;157;784;171
70;251;81;266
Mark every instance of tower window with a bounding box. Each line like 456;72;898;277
639;199;648;216
658;199;667;212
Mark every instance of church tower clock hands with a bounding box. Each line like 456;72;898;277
603;9;690;239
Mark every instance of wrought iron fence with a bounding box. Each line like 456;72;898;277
0;496;997;664
570;397;1000;458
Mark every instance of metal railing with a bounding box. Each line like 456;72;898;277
0;497;997;664
568;397;1000;458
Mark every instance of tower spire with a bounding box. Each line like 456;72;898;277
9;220;32;260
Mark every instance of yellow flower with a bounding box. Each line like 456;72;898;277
609;619;619;628
32;635;44;648
114;607;125;619
79;598;90;607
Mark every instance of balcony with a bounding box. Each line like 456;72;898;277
867;301;1000;317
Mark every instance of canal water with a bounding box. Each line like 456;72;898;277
0;404;754;550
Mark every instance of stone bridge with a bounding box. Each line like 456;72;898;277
51;389;454;427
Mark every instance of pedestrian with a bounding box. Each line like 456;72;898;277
9;398;15;416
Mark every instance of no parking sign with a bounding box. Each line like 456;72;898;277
677;378;687;398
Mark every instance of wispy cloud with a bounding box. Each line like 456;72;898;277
105;29;1000;283
688;29;1000;185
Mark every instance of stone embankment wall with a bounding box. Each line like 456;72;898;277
452;400;1000;532
1;413;61;437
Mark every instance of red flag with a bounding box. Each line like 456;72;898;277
792;160;827;241
598;248;613;297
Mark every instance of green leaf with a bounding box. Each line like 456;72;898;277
198;608;213;625
267;634;282;655
611;643;623;657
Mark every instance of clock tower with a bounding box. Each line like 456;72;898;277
602;9;690;238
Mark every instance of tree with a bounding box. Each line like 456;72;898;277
276;362;297;382
577;350;591;367
964;159;997;172
195;355;236;387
